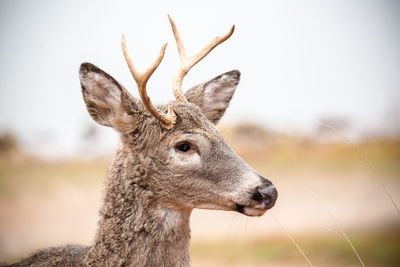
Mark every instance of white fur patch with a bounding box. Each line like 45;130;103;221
243;207;267;216
159;207;187;232
226;170;269;216
169;147;201;168
196;203;231;211
82;72;121;112
231;171;263;197
168;134;209;168
203;75;235;113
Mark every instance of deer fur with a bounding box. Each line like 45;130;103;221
5;63;277;267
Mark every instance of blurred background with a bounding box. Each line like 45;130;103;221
0;0;399;266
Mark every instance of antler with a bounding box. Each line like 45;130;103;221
168;15;235;102
121;35;176;129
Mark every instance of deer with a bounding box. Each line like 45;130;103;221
7;15;277;267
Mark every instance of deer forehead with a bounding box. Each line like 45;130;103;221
169;103;221;135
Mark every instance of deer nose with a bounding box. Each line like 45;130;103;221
257;182;278;209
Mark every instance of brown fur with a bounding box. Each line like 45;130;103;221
6;63;277;267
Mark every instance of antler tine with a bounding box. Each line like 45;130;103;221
168;15;235;102
121;35;176;129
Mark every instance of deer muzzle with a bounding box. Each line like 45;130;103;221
255;177;278;210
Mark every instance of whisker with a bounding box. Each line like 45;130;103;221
244;216;249;230
227;213;236;235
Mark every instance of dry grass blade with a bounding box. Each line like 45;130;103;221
318;122;400;217
304;186;366;267
271;212;315;267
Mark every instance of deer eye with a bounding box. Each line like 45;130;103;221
176;142;192;152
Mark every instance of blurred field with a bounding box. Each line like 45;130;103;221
191;232;400;267
0;125;399;266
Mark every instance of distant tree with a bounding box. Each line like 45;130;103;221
79;123;104;158
82;124;99;142
232;123;269;143
384;106;400;138
0;132;18;154
225;123;277;158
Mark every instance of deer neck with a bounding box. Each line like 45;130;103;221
85;150;192;267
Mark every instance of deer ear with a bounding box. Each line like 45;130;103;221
185;70;240;124
79;63;142;131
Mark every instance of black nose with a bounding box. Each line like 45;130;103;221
256;181;278;209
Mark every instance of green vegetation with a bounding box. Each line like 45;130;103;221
191;231;400;267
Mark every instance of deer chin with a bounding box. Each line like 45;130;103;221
242;206;268;217
195;202;268;217
195;202;233;211
233;203;269;217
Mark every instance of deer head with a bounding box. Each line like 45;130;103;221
79;16;277;217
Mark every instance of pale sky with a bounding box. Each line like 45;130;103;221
0;0;399;157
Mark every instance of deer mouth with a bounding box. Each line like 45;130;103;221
194;200;273;217
195;187;277;217
230;183;278;217
233;203;270;217
195;202;269;216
